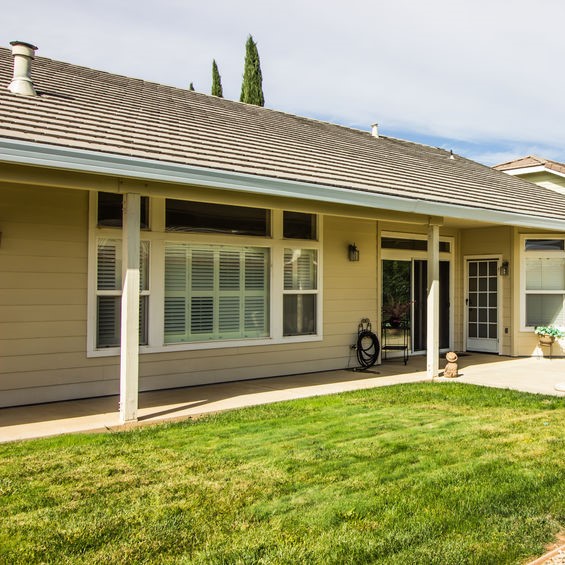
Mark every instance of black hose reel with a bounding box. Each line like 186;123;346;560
353;318;380;370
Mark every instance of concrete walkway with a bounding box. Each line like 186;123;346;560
1;354;564;443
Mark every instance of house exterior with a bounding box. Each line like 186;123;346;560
2;42;565;420
494;156;565;357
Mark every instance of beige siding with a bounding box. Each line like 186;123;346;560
0;183;379;407
460;227;512;355
0;184;93;405
519;172;565;195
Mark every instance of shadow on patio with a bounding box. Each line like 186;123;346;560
1;354;563;443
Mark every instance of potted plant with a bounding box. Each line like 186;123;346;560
534;325;564;345
382;301;413;328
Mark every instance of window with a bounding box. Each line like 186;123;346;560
89;199;322;355
381;237;450;253
283;211;317;240
164;244;269;343
523;237;565;328
283;248;318;335
166;199;270;236
97;192;149;229
96;239;149;347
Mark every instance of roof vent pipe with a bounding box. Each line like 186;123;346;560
371;123;379;138
8;41;38;96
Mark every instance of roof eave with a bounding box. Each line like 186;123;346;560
503;165;565;180
1;138;565;232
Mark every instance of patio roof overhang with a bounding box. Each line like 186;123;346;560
1;138;565;232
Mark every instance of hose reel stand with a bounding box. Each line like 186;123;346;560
352;318;380;370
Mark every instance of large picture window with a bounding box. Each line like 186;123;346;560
164;244;269;343
523;238;565;328
89;196;321;355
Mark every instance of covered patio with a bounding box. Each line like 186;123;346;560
1;353;563;443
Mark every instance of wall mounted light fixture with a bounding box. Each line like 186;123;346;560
499;260;509;276
348;243;360;262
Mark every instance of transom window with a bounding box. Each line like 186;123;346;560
283;211;317;240
165;199;270;236
97;193;149;229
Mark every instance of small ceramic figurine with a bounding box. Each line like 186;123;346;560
443;351;459;378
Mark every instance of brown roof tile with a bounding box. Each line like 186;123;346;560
494;155;565;176
2;47;565;221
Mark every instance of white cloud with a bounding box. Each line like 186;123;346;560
4;0;565;163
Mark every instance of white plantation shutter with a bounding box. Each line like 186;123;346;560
97;241;120;290
164;244;269;343
526;258;565;291
96;239;149;348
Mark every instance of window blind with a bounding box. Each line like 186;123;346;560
164;244;269;343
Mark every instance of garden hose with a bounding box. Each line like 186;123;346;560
355;319;380;369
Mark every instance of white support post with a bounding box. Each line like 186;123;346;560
120;193;141;423
427;222;440;379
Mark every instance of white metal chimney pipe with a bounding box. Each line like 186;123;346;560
8;41;38;96
371;123;379;138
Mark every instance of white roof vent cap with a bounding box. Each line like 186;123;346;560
8;40;38;96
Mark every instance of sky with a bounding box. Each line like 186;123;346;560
4;0;565;166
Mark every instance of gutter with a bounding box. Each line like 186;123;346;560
2;138;565;231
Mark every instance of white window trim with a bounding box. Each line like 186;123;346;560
87;194;323;357
520;233;565;332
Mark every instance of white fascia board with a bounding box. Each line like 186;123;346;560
504;165;565;180
2;138;565;231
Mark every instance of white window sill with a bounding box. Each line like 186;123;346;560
87;334;323;358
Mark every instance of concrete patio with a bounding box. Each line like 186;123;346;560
1;353;564;443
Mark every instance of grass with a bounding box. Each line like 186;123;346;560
0;383;564;564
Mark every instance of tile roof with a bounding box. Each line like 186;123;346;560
494;155;565;176
2;46;565;222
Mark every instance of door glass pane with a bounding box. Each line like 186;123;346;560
478;324;488;338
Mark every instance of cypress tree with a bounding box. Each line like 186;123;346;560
189;82;195;91
211;59;223;97
240;35;264;106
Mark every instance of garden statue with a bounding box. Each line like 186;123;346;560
443;351;459;378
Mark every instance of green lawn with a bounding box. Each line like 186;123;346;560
1;383;564;564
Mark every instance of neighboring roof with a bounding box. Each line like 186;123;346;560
2;46;565;224
494;155;565;176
